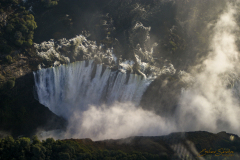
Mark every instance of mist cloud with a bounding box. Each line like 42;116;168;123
176;2;240;134
39;102;177;141
67;102;177;140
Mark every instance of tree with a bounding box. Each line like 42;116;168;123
6;24;14;33
41;0;59;8
32;135;41;145
7;80;15;89
5;55;13;63
58;152;70;160
24;39;33;46
32;144;46;159
25;14;34;21
20;25;29;33
14;31;22;40
27;31;34;39
15;39;24;46
26;20;37;30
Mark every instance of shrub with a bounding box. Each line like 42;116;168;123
14;31;22;40
58;152;70;160
15;39;24;46
6;24;14;33
7;80;15;89
27;31;34;39
24;39;33;46
25;14;34;21
32;135;41;145
5;55;13;63
20;25;29;33
26;20;37;30
41;0;59;8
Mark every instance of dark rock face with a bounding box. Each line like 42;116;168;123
140;74;184;117
0;72;67;138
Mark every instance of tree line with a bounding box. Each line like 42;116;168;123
0;136;167;160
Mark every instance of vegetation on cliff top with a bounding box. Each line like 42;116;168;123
0;0;37;54
0;136;166;160
1;131;240;160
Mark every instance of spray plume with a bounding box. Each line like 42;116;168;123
176;2;240;133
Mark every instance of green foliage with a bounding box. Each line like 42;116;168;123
32;144;46;159
25;14;34;21
20;25;29;33
26;20;37;30
0;2;37;51
10;0;19;5
169;41;176;47
58;152;70;160
27;31;34;40
163;31;186;54
0;137;163;160
7;80;15;89
6;24;14;33
32;136;41;145
41;0;59;8
14;31;22;40
15;39;24;46
5;55;12;63
24;39;33;47
46;138;55;144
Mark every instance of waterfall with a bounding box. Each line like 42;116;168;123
33;60;152;119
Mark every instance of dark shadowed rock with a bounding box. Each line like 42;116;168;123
140;74;185;117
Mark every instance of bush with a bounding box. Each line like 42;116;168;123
25;14;34;21
20;25;29;33
27;31;34;39
0;136;164;160
5;55;13;63
2;6;37;48
41;0;59;8
15;39;24;46
24;39;33;46
11;0;19;5
7;80;15;89
6;24;14;33
26;20;37;30
58;152;70;160
32;135;41;145
14;31;22;40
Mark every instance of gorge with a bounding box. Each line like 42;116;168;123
2;0;240;159
31;0;240;142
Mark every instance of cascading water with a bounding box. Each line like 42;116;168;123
33;60;152;119
32;23;177;140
